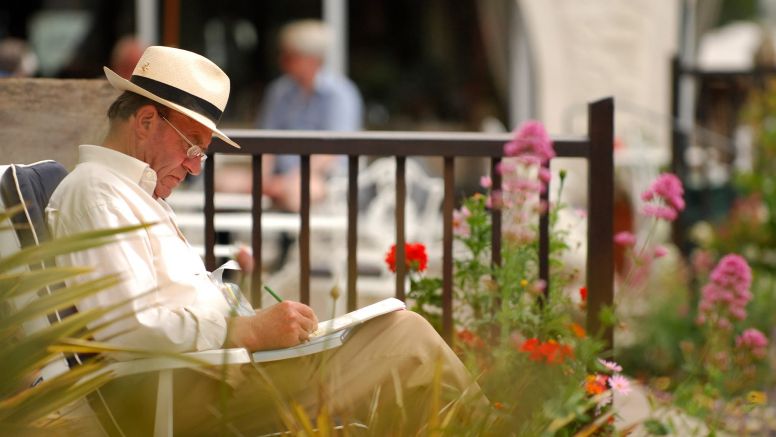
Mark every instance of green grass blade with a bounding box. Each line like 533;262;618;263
0;223;153;274
0;267;93;300
0;274;121;331
0;362;112;424
0;204;26;224
0;305;126;396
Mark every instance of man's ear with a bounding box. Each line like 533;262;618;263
132;105;160;141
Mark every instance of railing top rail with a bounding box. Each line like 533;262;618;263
209;129;591;158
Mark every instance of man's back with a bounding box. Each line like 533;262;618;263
47;145;230;353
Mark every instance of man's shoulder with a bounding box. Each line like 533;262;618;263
51;162;127;205
319;73;361;100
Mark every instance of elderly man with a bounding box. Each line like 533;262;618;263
46;46;478;434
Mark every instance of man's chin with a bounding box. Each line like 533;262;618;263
154;185;175;199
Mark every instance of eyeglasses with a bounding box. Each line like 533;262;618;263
160;115;208;162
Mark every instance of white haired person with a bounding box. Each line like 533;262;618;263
0;38;37;78
256;19;363;212
46;46;480;435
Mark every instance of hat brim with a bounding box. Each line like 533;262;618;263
104;66;240;149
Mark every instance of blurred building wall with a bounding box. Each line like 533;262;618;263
0;79;118;169
521;0;678;140
520;0;679;206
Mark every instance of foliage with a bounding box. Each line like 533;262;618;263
614;98;776;432
384;121;628;435
0;206;150;434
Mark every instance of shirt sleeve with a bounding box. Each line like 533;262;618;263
324;81;363;131
49;200;228;354
257;79;284;129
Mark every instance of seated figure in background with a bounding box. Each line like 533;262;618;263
256;19;363;212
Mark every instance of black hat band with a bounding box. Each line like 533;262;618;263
130;75;223;123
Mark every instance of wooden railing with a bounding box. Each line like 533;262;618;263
205;97;615;346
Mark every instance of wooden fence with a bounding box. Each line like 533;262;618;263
205;97;614;346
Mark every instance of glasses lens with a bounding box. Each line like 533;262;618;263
187;146;207;161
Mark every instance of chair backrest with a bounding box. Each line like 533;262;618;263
0;161;70;382
0;161;68;249
326;157;444;249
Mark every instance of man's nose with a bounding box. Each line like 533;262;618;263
183;157;202;176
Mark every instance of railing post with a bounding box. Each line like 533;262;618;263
347;156;359;311
300;155;311;305
539;160;550;303
490;158;502;268
442;157;455;342
251;154;263;308
204;153;216;271
395;156;406;300
586;97;614;350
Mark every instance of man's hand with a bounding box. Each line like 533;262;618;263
225;301;318;351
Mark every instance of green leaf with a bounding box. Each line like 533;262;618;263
0;204;27;224
0;362;112;424
643;418;670;435
0;301;129;396
0;274;121;330
0;223;153;274
0;266;93;299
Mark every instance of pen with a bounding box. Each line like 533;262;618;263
264;285;283;303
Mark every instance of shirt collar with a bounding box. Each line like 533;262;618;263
78;145;158;196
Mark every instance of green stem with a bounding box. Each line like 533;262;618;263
615;218;659;306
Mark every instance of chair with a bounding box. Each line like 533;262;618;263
0;162;252;437
324;157;445;302
0;161;71;380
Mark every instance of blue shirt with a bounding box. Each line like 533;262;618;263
257;71;363;173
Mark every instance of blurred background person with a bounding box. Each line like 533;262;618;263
257;19;363;212
109;35;146;80
0;37;37;78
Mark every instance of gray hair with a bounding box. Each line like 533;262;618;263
279;20;331;60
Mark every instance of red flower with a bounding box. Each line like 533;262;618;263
518;338;574;364
385;242;428;273
570;322;586;338
457;329;485;350
585;374;609;395
579;286;588;301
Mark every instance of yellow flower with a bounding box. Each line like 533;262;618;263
748;391;767;405
520;279;528;287
653;376;671;391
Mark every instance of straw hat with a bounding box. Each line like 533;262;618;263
104;45;239;148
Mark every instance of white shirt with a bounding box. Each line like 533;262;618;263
46;145;230;353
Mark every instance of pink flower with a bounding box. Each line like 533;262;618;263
736;328;769;358
486;190;503;209
641;173;685;222
642;204;678;221
453;207;471;237
480;175;492;189
642;173;685;211
653;245;668;258
598;359;623;373
503;120;555;163
614;231;636;246
531;279;547;295
697;254;753;328
495;161;516;175
608;375;632;395
691;249;714;276
538;167;552;184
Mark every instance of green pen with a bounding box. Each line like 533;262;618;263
263;285;283;303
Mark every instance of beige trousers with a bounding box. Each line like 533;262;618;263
92;311;481;436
